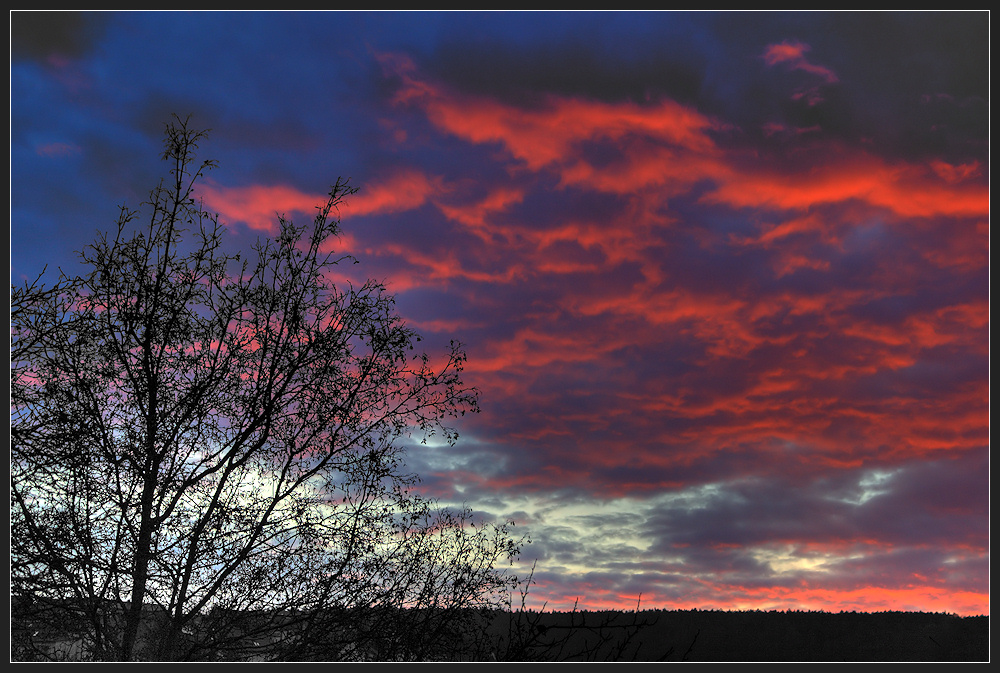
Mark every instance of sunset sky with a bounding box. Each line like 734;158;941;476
10;11;989;616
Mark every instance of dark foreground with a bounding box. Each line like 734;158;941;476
492;609;989;662
14;604;988;661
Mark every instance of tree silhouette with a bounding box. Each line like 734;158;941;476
11;116;522;661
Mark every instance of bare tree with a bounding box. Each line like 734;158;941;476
11;116;522;661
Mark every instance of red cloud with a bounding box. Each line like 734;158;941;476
763;40;839;83
381;49;724;193
382;53;987;232
197;168;442;236
366;53;987;522
438;186;525;242
704;151;989;220
930;159;983;183
341;168;444;217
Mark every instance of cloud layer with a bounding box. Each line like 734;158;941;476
10;11;989;615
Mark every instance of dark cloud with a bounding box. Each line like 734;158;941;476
637;452;988;555
429;34;708;109
420;12;990;166
10;11;108;62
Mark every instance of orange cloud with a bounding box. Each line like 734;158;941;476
704;151;989;220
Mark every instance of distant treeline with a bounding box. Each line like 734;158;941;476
502;608;989;662
14;601;988;661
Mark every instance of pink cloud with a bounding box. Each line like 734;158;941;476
197;168;443;237
341;168;445;217
197;181;325;232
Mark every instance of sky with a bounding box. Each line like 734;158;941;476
10;11;990;616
